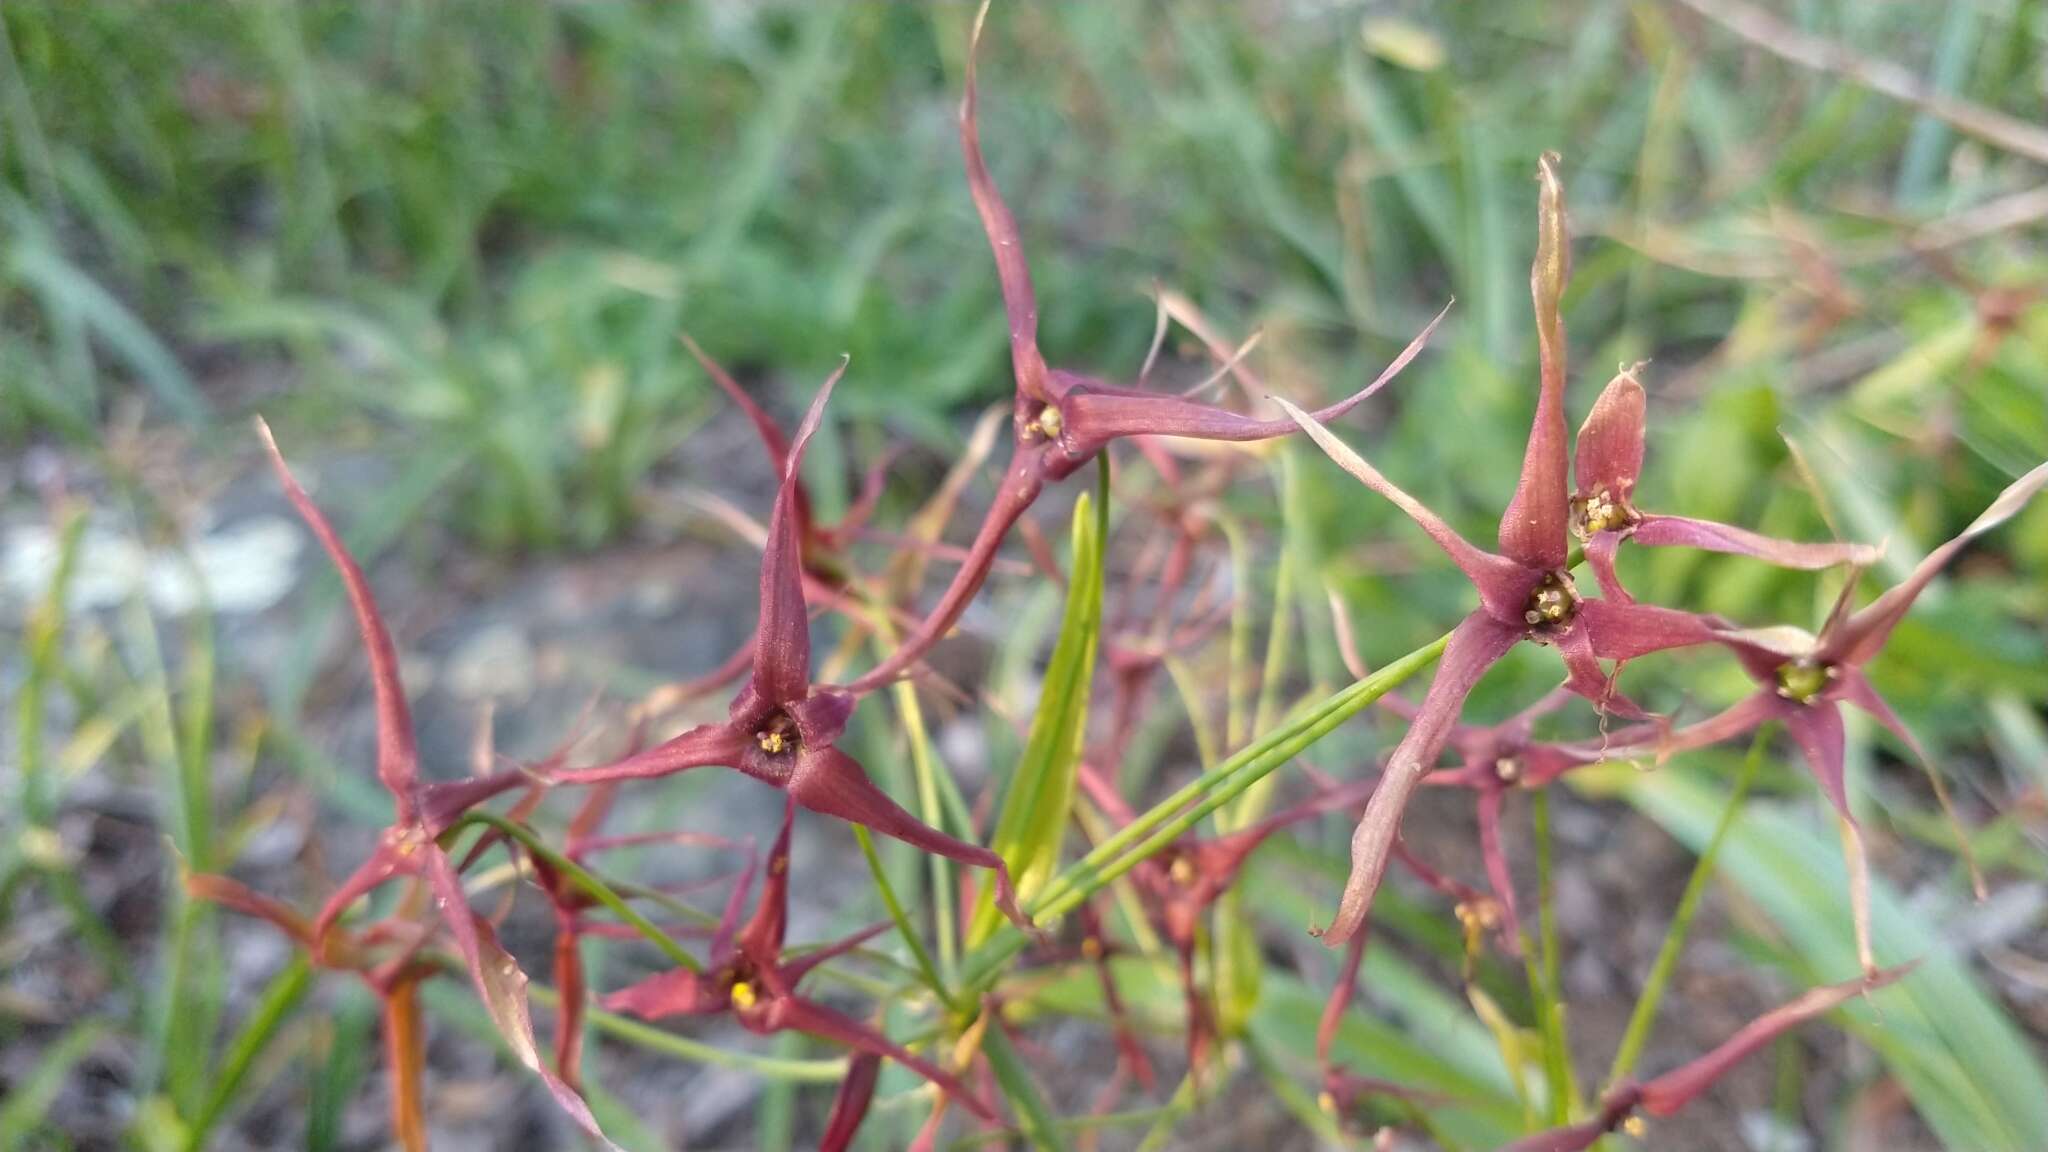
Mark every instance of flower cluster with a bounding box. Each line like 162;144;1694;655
189;6;2047;1150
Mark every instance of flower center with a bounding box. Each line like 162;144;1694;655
1025;402;1064;441
755;712;798;756
729;981;757;1011
1168;856;1196;886
1774;659;1836;704
1572;486;1636;536
1522;570;1579;630
1492;756;1522;785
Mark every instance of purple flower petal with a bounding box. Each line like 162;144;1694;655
1572;370;1646;502
1784;704;1875;975
753;363;846;707
789;745;1030;930
958;2;1049;405
1321;612;1521;945
754;994;1000;1122
1825;460;2048;666
258;419;419;811
550;723;750;786
1277;397;1539;625
1636;966;1909;1117
1632;514;1879;572
1836;670;1985;899
1498;152;1572;573
1060;304;1447;454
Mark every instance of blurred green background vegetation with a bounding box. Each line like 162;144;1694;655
4;2;2046;1149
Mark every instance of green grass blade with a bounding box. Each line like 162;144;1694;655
969;473;1107;947
0;1018;108;1151
180;956;313;1152
980;1021;1072;1152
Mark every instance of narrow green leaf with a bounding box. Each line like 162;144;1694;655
181;957;314;1152
981;1021;1073;1152
969;476;1108;947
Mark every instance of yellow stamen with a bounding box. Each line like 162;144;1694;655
757;731;787;754
1623;1116;1646;1137
730;981;757;1011
1034;404;1064;439
1317;1090;1337;1115
1169;857;1196;886
1081;937;1103;960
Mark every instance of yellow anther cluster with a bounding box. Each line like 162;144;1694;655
1169;857;1197;886
756;730;788;754
1577;487;1632;534
730;981;757;1010
1525;585;1573;626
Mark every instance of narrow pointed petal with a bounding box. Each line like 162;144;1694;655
1316;923;1370;1068
1277;397;1537;624
550;722;749;786
753;362;846;705
1080;904;1157;1091
1061;303;1447;452
1206;775;1381;881
1583;530;1630;602
1078;762;1140;828
1632;514;1880;572
1784;705;1876;975
416;772;529;835
1554;621;1654;721
1636;965;1910;1117
1498;152;1572;572
1476;789;1525;953
1572;370;1646;500
790;746;1032;931
682;334;794;472
312;841;411;948
1828;460;2048;665
712;835;764;962
424;850;616;1147
778;921;892;990
1837;671;1985;900
1649;692;1787;760
959;0;1048;403
601;966;718;1020
737;798;798;966
760;996;1000;1122
188;872;318;950
258;418;419;809
847;463;1048;694
820;1053;883;1152
1322;613;1521;945
1578;599;1720;663
1498;686;1575;745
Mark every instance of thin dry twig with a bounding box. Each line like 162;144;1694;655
1675;0;2048;166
